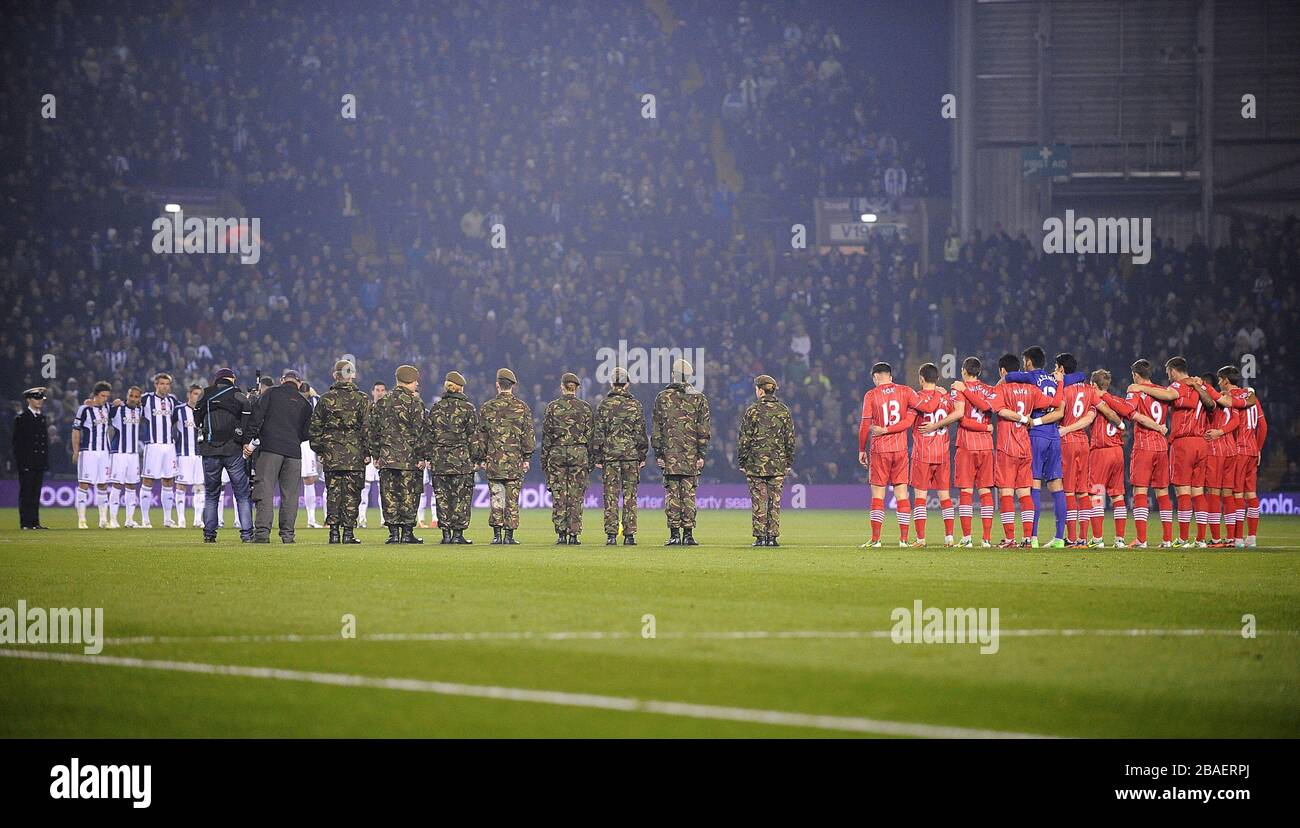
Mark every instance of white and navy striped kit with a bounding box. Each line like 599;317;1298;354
140;392;179;444
110;404;142;454
175;405;198;457
74;404;111;451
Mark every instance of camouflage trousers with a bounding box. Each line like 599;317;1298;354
747;475;785;538
432;473;474;531
324;469;365;529
487;478;523;529
548;465;588;534
379;468;422;526
602;461;640;535
663;474;700;529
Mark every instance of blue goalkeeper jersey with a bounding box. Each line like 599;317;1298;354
1004;369;1088;440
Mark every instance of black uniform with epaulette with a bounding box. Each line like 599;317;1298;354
12;388;50;529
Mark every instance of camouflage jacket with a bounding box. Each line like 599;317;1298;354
307;380;371;471
737;394;795;477
478;392;535;480
366;385;426;469
541;394;594;470
652;383;712;476
426;390;483;474
592;386;648;464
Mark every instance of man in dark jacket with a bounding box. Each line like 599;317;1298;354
246;369;313;543
12;387;50;529
194;368;255;542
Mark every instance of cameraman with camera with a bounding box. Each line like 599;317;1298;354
194;367;255;543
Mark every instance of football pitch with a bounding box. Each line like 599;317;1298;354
1;508;1297;738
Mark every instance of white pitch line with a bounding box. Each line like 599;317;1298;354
0;647;1049;739
99;627;1300;646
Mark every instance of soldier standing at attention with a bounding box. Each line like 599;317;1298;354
593;367;648;545
652;358;711;546
478;368;535;545
738;375;796;547
542;372;594;545
426;371;482;544
308;360;370;545
367;364;427;545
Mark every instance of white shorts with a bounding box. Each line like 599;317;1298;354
176;455;204;486
365;462;379;482
142;443;178;479
78;450;112;485
300;442;319;477
110;453;141;485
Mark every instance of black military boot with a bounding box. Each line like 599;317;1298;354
440;528;452;544
556;532;568;545
623;534;636;546
568;533;580;545
606;534;618;545
682;529;699;546
666;528;681;546
504;529;519;545
752;536;766;547
328;527;341;544
386;525;401;544
401;525;424;544
491;527;502;544
342;527;361;545
768;535;780;548
452;529;473;544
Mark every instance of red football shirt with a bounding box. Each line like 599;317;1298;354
1126;384;1170;451
1207;398;1240;459
859;382;919;455
989;382;1056;460
911;387;952;463
1167;380;1203;440
1090;391;1134;449
1230;388;1265;457
953;380;996;452
1060;383;1099;446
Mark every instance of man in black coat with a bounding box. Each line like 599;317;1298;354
194;368;255;542
12;388;50;529
246;369;313;543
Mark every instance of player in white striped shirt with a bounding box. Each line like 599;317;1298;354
139;373;181;528
72;381;114;529
174;384;204;529
108;386;145;528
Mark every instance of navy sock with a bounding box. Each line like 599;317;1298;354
1030;488;1041;535
1053;490;1068;538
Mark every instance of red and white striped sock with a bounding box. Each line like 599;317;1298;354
896;496;911;542
940;499;954;538
870;497;885;543
1194;494;1208;542
1065;494;1078;542
912;499;927;541
958;491;973;538
1000;495;1016;540
1090;498;1105;538
1207;493;1221;541
1157;494;1174;542
980;492;995;541
1019;494;1035;540
1176;494;1192;541
1133;493;1149;543
1113;497;1127;541
1247;497;1259;538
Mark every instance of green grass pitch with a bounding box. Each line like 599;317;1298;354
1;507;1297;738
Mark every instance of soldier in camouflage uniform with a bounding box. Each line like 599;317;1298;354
593;367;648;545
308;360;371;544
426;370;482;544
542;372;594;544
366;364;427;544
478;368;535;544
652;358;711;546
737;374;796;547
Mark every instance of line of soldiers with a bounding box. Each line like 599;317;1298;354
305;357;795;546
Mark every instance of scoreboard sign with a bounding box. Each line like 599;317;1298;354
815;197;906;246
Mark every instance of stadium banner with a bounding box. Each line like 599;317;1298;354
6;479;1300;513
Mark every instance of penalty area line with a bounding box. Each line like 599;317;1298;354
0;647;1050;739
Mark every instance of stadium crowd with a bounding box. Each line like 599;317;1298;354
1;0;1295;491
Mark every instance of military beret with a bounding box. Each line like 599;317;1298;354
755;375;777;388
333;359;356;379
561;372;580;386
395;364;420;384
496;367;517;385
611;367;630;385
445;371;467;387
672;358;693;379
23;387;46;400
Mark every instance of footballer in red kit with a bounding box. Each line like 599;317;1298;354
929;356;996;547
1055;354;1099;547
1203;370;1242;547
858;362;925;548
1125;359;1174;547
908;362;956;547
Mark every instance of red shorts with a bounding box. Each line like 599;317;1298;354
1089;446;1125;495
870;450;909;487
910;454;950;492
1170;437;1208;487
1130;447;1170;489
994;452;1032;490
1234;455;1259;493
1205;454;1236;490
954;447;993;489
1063;441;1090;492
